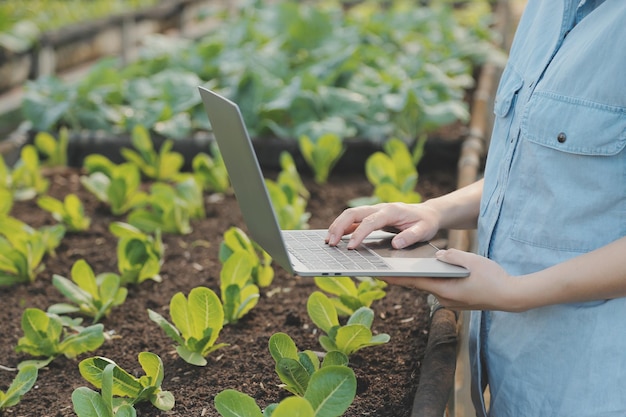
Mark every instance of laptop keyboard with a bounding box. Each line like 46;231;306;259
283;230;391;272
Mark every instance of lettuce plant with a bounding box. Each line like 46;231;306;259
120;125;184;181
220;251;260;324
0;216;65;286
78;352;174;412
314;276;387;316
172;176;205;220
0;365;38;411
298;133;345;184
0;188;12;215
109;222;163;285
37;193;91;231
219;227;274;288
48;259;127;323
268;332;348;397
34;127;69;167
147;286;227;366
307;291;390;356
5;145;49;201
72;362;137;417
214;364;356;417
15;308;105;369
127;182;192;235
80;162;148;216
266;152;310;230
349;136;426;207
192;142;230;193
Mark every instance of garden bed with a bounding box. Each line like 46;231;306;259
0;162;458;417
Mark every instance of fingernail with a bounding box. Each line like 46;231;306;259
435;250;446;257
393;237;406;249
326;233;335;244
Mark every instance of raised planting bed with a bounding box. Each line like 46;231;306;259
0;163;458;417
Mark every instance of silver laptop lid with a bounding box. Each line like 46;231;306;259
198;86;295;273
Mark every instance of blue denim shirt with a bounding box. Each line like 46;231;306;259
471;1;626;416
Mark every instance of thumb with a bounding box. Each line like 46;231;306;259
435;248;475;268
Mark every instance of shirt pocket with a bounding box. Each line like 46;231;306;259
510;92;626;253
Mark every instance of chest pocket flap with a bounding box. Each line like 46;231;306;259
522;91;626;156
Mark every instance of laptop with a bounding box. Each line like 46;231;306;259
198;86;470;278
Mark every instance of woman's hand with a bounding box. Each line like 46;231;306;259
381;249;525;312
325;202;442;249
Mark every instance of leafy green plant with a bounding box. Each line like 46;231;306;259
268;332;349;397
214;364;356;417
120;125;184;181
266;152;310;230
37;193;91;231
127;182;193;235
307;291;390;356
0;365;38;411
192;142;230;193
78;352;175;412
298;133;345;184
109;222;163;285
0;188;12;215
21;2;499;142
72;362;137;417
5;145;49;201
48;259;127;323
172;176;206;220
80;162;148;216
349;136;427;206
34;127;69;167
220;251;260;324
0;216;65;286
147;286;228;366
15;308;105;369
219;227;274;288
314;276;387;316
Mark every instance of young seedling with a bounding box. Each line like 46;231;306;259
120;124;184;181
0;188;13;215
48;259;127;324
313;276;387;316
298;133;345;184
78;352;174;412
80;162;148;216
266;152;310;230
349;136;426;207
127;182;192;235
173;176;205;220
0;365;38;411
220;251;260;324
268;332;348;397
109;222;163;285
7;145;49;201
148;286;228;366
72;362;137;417
34;127;69;167
307;291;390;356
37;193;91;232
219;227;274;288
15;308;105;369
0;216;65;286
192;142;230;193
214;364;356;417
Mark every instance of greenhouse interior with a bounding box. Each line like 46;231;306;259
3;1;624;417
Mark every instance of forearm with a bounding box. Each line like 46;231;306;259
423;178;483;231
517;236;626;310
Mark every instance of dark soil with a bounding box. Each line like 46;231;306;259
0;162;457;417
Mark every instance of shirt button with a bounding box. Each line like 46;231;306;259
557;132;567;143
